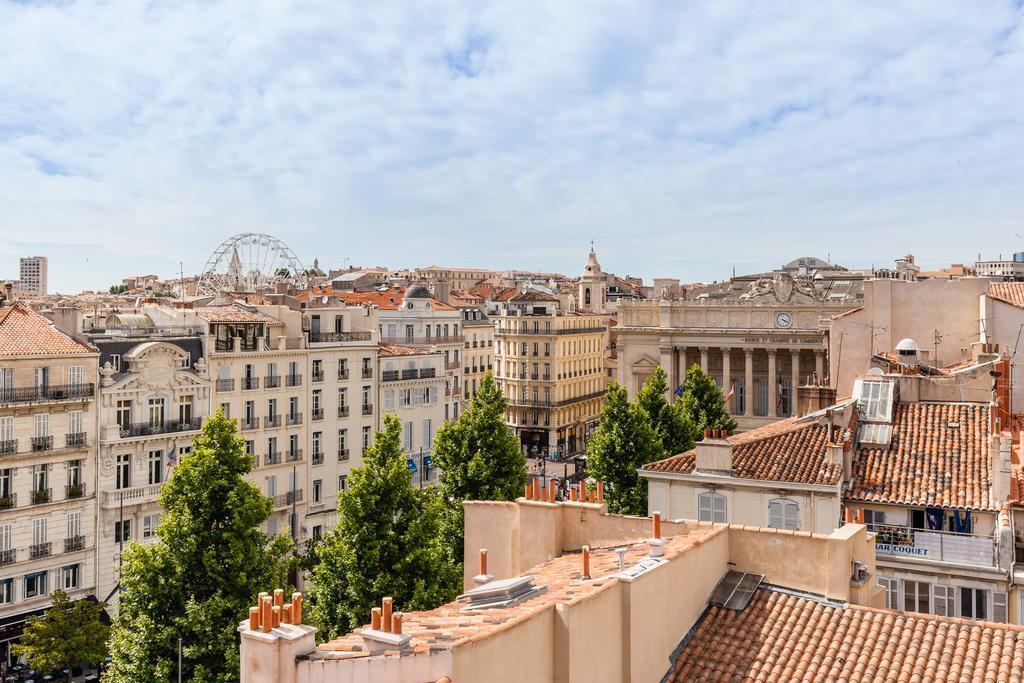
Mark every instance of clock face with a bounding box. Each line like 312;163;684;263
776;313;792;328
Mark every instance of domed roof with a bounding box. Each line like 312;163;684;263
404;284;432;299
895;338;920;352
783;256;832;271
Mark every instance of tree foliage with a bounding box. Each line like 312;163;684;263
105;410;292;683
432;372;527;561
308;414;460;641
13;589;108;680
680;364;738;435
636;367;696;456
586;382;664;515
108;284;129;294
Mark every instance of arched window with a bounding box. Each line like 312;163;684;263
768;498;800;530
698;492;727;523
584;288;591;305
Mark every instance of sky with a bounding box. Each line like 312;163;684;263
1;1;1023;294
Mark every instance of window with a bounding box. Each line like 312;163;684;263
312;432;322;460
0;524;10;553
0;579;12;604
266;475;277;497
147;397;165;425
384;390;395;411
362;426;371;451
697;492;727;523
0;416;11;444
313;480;322;503
115;520;132;543
404;422;413;450
878;577;898;609
0;469;11;499
859;380;894;421
767;498;799;530
24;571;47;599
32;517;47;546
312;525;323;541
339;475;347;491
903;580;930;614
33;413;48;438
62;564;80;590
423;419;433;449
862;509;885;530
116;400;132;429
178;396;193;423
148;450;163;485
68;410;83;435
933;584;954;616
338;428;347;452
143;514;160;539
33;464;48;492
116;454;131;490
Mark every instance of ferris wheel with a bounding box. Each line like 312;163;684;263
197;233;308;295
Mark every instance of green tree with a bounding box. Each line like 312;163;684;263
108;284;129;294
680;364;738;436
309;414;459;641
586;382;664;515
105;410;292;683
12;589;108;681
432;372;527;561
636;367;696;456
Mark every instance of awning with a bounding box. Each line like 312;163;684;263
407;459;417;472
423;455;433;469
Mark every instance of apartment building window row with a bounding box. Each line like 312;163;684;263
878;577;1007;622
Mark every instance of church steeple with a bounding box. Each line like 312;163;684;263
578;243;607;313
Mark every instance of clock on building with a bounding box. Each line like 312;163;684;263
776;312;792;328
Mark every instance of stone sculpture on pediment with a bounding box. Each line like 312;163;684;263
746;271;823;305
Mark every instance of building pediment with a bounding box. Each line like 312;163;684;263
631;355;660;370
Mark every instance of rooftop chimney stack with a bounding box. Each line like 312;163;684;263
361;597;412;654
474;548;494;586
650;512;665;558
695;431;733;473
582;545;591;579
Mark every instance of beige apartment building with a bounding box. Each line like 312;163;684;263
460;308;493;403
0;303;99;664
17;257;47;296
493;291;608;457
617;257;865;431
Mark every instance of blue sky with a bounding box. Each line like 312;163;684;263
1;1;1022;293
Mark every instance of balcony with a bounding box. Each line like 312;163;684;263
337;369;350;380
286;449;303;463
0;383;95;406
311;409;324;421
286;374;302;387
0;439;15;455
0;549;15;566
265;415;282;428
445;361;461;370
242;377;260;391
30;436;53;452
312;370;325;383
240;417;261;431
216;379;235;391
31;488;51;505
361;404;373;416
265;376;281;389
265;451;280;466
338;449;350;462
272;489;303;509
29;542;51;559
120;418;202;438
870;523;998;567
309;331;372;344
65;483;86;499
380;335;464;345
0;494;15;510
64;535;85;552
312;451;323;466
337;405;350;418
361;368;373;379
286;413;303;426
382;370;399;382
102;483;164;508
65;432;87;448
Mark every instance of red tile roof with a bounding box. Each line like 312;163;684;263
194;306;281;324
670;588;1024;682
989;282;1024;308
378;343;434;357
642;418;843;486
0;304;95;356
333;287;456;311
848;402;994;510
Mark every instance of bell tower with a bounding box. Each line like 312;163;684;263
578;243;607;313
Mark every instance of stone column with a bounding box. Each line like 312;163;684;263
790;348;801;417
699;346;709;374
767;349;778;418
659;343;674;400
721;348;732;412
744;348;754;417
815;350;825;385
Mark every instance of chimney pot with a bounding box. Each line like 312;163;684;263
392;612;404;635
597;482;605;503
248;606;259;631
282;603;292;624
540;484;548;502
548;479;557;501
382;597;394;633
532;479;540;500
261;596;272;633
272;605;281;628
582;545;591;579
653;511;662;539
704;428;711;439
273;588;284;608
588;489;596;504
292;592;303;625
524;483;531;500
570;487;577;501
480;549;488;576
371;607;382;631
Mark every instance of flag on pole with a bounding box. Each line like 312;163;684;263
673;384;684;398
166;447;178;469
725;384;735;401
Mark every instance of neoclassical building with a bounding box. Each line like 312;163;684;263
616;258;864;430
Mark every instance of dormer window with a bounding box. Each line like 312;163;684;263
859;380;894;421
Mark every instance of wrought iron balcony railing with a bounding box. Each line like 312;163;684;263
0;383;95;405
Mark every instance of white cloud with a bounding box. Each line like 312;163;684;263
0;0;1022;291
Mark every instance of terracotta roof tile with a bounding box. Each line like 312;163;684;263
378;343;434;357
0;303;95;356
670;588;1024;682
848;402;994;510
333;287;456;311
642;418;843;486
989;282;1024;308
194;306;281;324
